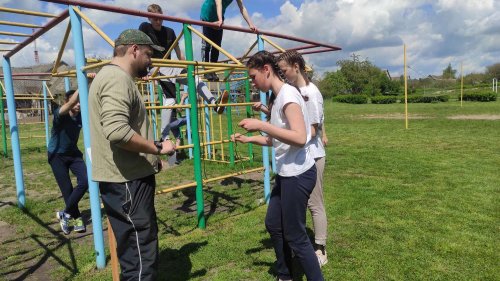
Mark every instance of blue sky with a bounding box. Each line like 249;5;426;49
1;0;499;79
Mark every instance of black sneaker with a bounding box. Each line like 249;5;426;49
214;90;229;114
210;72;219;81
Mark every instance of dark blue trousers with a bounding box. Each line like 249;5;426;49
48;152;88;218
265;164;324;281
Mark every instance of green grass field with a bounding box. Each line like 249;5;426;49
0;100;498;280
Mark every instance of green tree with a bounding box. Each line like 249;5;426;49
318;71;351;98
442;63;457;79
486;63;500;79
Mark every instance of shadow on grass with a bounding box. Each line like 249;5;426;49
157;241;208;280
174;176;262;223
246;235;275;276
0;201;82;280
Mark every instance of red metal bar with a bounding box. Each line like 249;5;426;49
4;9;69;58
219;44;320;63
299;48;339;56
39;0;342;51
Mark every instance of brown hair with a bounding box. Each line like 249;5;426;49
147;4;162;14
277;50;309;85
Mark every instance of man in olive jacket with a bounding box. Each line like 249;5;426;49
89;29;175;281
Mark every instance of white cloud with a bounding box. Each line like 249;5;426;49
1;0;499;79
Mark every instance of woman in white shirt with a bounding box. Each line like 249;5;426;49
232;50;323;281
278;50;328;267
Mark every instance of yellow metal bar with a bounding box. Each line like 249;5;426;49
156;166;265;195
151;30;184;77
151;58;245;69
156;181;197;195
82;60;110;71
0;20;42;28
53;69;76;77
0;49;12;52
261;35;286;52
188;26;243;66
404;44;408;130
202;98;208;159
44;83;55;99
53;21;72;74
72;6;114;47
223;40;257;80
209;98;215;160
0;40;18;45
5;107;46;111
0;7;57;18
0;31;31;37
460;62;463;108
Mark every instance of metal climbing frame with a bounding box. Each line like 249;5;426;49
1;0;341;270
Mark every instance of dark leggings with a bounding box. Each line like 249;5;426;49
265;164;324;281
202;25;223;62
48;152;88;218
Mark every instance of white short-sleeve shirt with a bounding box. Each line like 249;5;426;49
301;83;326;159
270;84;315;177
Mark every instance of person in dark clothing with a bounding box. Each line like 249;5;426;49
200;0;257;81
49;89;88;235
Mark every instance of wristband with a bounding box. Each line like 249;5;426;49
154;141;162;155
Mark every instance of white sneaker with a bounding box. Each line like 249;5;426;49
316;249;328;267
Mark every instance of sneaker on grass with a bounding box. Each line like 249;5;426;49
315;248;328;267
56;211;71;235
73;217;86;233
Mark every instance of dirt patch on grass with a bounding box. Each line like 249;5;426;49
361;113;433;119
447;114;500;120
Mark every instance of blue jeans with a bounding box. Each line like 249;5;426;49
265;164;323;281
48;152;88;218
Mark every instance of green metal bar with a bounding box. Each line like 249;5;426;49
244;70;253;163
157;84;163;106
175;82;180;103
225;70;235;167
184;23;205;229
0;84;7;157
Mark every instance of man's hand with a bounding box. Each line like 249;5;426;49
161;139;176;156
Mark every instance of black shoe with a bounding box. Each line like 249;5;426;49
204;73;219;82
177;69;187;85
210;72;219;81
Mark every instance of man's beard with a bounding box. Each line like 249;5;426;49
138;67;149;78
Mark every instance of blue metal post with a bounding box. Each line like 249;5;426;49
69;6;106;269
42;81;50;148
2;57;25;208
64;77;70;91
257;35;271;203
148;82;157;140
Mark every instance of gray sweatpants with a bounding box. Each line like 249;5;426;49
307;156;327;245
